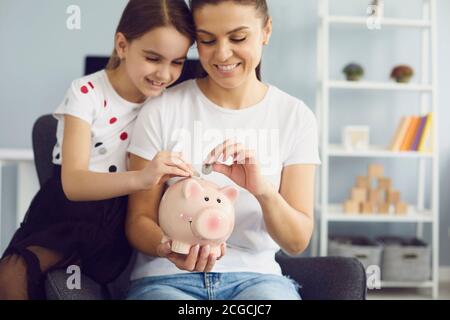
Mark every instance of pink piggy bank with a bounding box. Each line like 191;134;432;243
159;177;238;256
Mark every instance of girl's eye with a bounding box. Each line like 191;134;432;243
146;57;159;62
204;197;210;202
217;198;221;204
172;61;184;66
231;38;246;43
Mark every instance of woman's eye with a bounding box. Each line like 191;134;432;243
231;37;246;43
146;57;159;62
200;39;215;45
172;61;184;66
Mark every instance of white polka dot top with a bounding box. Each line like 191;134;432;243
52;70;148;173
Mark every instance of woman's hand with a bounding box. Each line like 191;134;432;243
205;139;271;196
156;241;226;273
137;151;194;190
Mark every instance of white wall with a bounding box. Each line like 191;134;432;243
0;0;449;264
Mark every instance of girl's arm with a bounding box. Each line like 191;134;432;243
61;115;192;201
255;164;316;256
125;154;223;272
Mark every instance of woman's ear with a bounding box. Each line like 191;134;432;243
115;32;129;60
262;17;273;46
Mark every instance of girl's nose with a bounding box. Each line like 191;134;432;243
155;65;171;83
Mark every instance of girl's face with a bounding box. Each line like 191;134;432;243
116;25;192;98
194;2;271;89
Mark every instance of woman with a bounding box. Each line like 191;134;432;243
125;0;320;300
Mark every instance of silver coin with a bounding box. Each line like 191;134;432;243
202;163;213;175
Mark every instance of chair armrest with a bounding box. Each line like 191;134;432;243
276;253;367;300
45;269;108;300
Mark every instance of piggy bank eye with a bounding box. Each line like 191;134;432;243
204;197;210;202
216;198;222;204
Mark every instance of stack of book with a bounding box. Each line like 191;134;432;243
388;112;433;152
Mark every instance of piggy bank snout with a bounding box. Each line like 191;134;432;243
192;209;233;240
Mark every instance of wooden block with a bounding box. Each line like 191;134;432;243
356;176;370;189
343;200;359;214
368;189;381;204
360;202;374;214
378;177;392;190
351;187;367;202
377;187;387;203
386;190;401;204
378;203;390;214
368;163;384;178
395;202;408;215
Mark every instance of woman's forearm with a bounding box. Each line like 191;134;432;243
62;169;142;201
256;184;314;256
126;214;164;257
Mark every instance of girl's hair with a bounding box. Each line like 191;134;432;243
189;0;269;81
106;0;196;70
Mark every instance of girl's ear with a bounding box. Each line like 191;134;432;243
115;32;129;60
262;17;273;46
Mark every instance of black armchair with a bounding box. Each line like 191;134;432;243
31;114;366;300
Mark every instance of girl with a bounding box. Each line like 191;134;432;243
125;0;320;300
0;0;196;300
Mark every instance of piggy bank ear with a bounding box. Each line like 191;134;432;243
183;179;203;199
219;186;239;203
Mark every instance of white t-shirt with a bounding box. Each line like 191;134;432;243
128;79;321;279
53;70;148;173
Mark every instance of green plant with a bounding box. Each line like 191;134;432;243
343;63;364;81
390;65;414;83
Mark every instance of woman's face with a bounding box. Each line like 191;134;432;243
117;25;192;98
194;2;272;89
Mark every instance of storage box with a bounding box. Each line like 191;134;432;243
376;236;431;281
329;236;382;270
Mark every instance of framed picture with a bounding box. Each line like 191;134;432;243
343;126;370;151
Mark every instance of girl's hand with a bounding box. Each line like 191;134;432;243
138;151;194;190
156;241;226;273
205;139;271;197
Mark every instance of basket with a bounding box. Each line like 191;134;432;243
329;235;382;270
376;236;431;281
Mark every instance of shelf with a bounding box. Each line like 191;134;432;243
0;149;34;161
324;204;433;223
379;281;434;289
327;145;433;159
326;16;431;28
328;80;433;92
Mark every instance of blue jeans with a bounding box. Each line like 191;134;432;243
126;272;301;300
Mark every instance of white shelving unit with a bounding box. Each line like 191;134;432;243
316;0;440;298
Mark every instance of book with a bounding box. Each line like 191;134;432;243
388;116;405;150
411;115;427;151
390;116;411;151
418;112;433;153
400;116;420;151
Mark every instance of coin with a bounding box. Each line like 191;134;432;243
202;163;213;175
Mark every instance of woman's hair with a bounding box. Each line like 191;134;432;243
189;0;269;81
106;0;196;70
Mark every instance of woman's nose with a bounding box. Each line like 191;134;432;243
214;41;233;62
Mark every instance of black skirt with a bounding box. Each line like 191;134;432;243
1;166;132;297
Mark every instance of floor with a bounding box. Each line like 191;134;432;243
367;281;450;300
